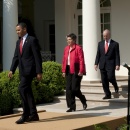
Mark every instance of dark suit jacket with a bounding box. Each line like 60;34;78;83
95;39;120;70
10;35;42;77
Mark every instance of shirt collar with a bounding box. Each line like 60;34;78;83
105;39;111;43
22;33;28;40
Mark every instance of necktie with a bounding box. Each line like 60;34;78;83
19;38;23;54
105;41;108;53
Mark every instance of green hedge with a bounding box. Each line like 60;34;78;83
0;61;65;115
0;92;13;116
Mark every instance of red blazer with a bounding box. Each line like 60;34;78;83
62;43;86;75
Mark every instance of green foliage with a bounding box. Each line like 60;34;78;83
42;61;65;95
94;119;129;130
117;124;128;130
94;123;110;130
117;119;128;130
0;70;21;108
32;79;54;103
0;90;13;116
0;61;65;115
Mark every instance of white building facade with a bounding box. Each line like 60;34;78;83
1;0;130;82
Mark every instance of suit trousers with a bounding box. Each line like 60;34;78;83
18;75;37;117
65;65;86;108
100;67;118;96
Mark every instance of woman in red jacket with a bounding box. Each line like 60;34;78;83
62;33;87;112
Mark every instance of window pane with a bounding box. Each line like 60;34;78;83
78;15;82;24
77;0;82;9
49;25;55;34
104;13;110;23
101;24;103;33
49;35;55;43
100;14;103;23
103;0;111;7
104;24;110;30
78;26;82;35
100;0;111;7
101;34;103;40
78;36;82;45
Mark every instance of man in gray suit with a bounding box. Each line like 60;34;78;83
94;29;120;99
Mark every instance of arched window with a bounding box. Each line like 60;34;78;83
77;0;82;9
100;0;111;7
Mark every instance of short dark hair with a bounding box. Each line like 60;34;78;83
16;22;27;29
66;33;77;41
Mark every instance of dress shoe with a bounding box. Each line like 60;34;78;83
115;88;119;93
27;114;39;122
66;104;76;112
15;116;29;124
66;108;76;112
83;103;87;110
102;95;111;100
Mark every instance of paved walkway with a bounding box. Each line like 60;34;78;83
0;100;127;130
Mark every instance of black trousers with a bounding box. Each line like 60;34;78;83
100;67;118;96
65;65;86;108
18;76;37;117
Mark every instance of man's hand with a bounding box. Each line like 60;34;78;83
116;65;120;71
94;65;98;71
62;73;65;77
36;73;42;81
8;71;13;79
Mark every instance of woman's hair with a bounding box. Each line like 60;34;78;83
66;33;77;42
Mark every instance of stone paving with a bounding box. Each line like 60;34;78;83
0;97;127;130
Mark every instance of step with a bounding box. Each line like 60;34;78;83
57;79;128;108
63;89;128;99
81;81;128;87
81;78;128;85
81;89;128;98
81;82;128;91
54;95;127;106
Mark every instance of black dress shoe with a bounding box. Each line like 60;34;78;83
15;116;29;124
66;108;76;112
83;103;87;110
66;104;76;112
102;95;111;100
115;88;119;93
27;114;39;122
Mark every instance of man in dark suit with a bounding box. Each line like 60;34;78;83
8;22;42;124
94;29;120;99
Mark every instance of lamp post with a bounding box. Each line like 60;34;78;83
122;62;130;130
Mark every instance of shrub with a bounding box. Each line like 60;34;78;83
0;92;13;116
42;61;65;96
0;61;65;115
32;79;54;104
0;70;21;108
94;123;110;130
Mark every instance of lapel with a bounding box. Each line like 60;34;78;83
107;39;113;53
70;44;76;52
101;40;105;54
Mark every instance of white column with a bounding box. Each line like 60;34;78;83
3;0;18;70
82;0;101;81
